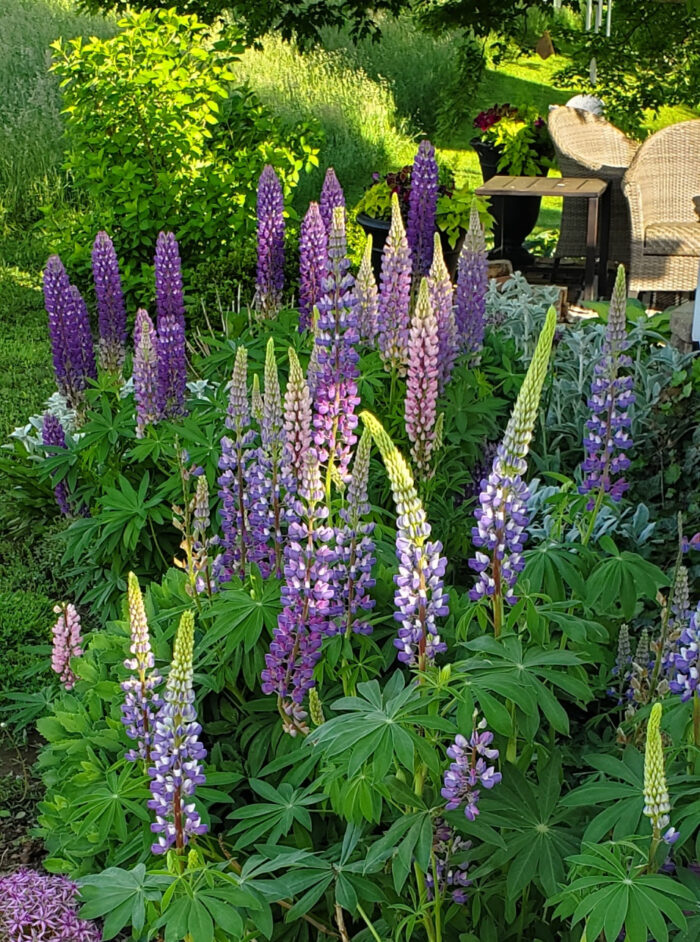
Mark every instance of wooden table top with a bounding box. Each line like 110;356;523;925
475;175;608;198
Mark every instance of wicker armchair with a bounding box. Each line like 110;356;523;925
548;106;639;265
622;120;700;294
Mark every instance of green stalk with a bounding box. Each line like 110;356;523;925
356;904;382;942
581;485;605;547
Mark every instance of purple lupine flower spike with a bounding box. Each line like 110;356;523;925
428;233;457;391
442;717;502;820
405;279;441;476
355;235;379;345
335;427;376;636
455;200;488;358
42;413;71;515
69;286;97;382
92;231;126;374
51;603;83;690
215;346;255;584
283;347;313;490
154;232;187;418
299;202;328;331
148;610;207;854
425;820;472;905
0;869;101;942
133;309;160;438
256;165;285;318
378;193;412;375
121;572;163;763
670;601;700;702
319;167;345;233
406;139;439;280
312;205;361;485
43;256;95;409
261;449;339;735
579;265;635;509
361;412;449;668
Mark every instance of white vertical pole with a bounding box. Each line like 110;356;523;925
595;0;603;31
585;0;593;30
606;0;613;37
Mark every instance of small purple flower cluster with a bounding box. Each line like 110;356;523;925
312;206;361;483
669;602;700;702
43;255;96;409
425;819;472;905
148;610;207;854
42;413;72;515
579;266;635;507
406;139;439;280
155;231;188;419
256;165;285;318
51;603;83;690
298;202;328;331
442;719;502;820
92;231;126;374
0;868;101;942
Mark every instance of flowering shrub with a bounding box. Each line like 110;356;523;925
3;144;700;942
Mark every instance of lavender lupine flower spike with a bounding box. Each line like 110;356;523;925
133;309;160;438
335;428;376;636
155;232;187;418
361;412;448;668
256;165;285;318
51;603;83;690
442;717;502;820
261;449;339;735
355;235;379;345
0;869;101;942
469;307;557;634
43;256;95;409
70;286;97;384
216;346;255;583
428;233;457;391
283;347;313;490
405;279;441;476
92;231;126;373
670;601;700;702
579;265;635;512
121;573;162;763
312;205;361;485
148;610;207;854
406;139;439;279
299;202;327;331
455;200;488;358
319;167;345;233
378;193;412;376
425;821;472;904
42;413;71;515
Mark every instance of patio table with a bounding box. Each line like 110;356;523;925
475;175;611;300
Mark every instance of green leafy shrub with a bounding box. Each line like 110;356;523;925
49;9;320;297
0;590;54;694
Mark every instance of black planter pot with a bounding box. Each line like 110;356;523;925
356;213;465;282
471;138;544;267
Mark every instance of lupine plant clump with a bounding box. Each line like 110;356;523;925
14;146;700;942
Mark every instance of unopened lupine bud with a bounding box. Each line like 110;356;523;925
133;309;160;437
405;279;440;476
355;235;379;345
428;234;457;391
377;194;412;375
455;201;488;359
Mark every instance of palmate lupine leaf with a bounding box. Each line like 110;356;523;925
227;780;326;848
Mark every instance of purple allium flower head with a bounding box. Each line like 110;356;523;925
425;819;472;905
670;601;700;702
283;347;313;490
355;235;379;345
43;255;96;409
378;194;412;375
216;346;255;583
299;202;328;331
121;572;163;763
261;449;339;735
312;206;361;484
405;279;441;476
319;167;345;233
256;165;285;318
469;307;556;612
148;610;207;854
42;412;71;516
51;602;83;690
442;718;502;820
406;139;439;280
92;231;126;373
335;428;376;636
455;201;488;358
428;233;457;391
361;412;449;667
0;868;101;942
154;232;187;418
133;309;160;437
579;265;635;508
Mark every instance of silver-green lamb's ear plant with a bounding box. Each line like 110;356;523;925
468;306;557;636
643;702;678;863
361;411;448;671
